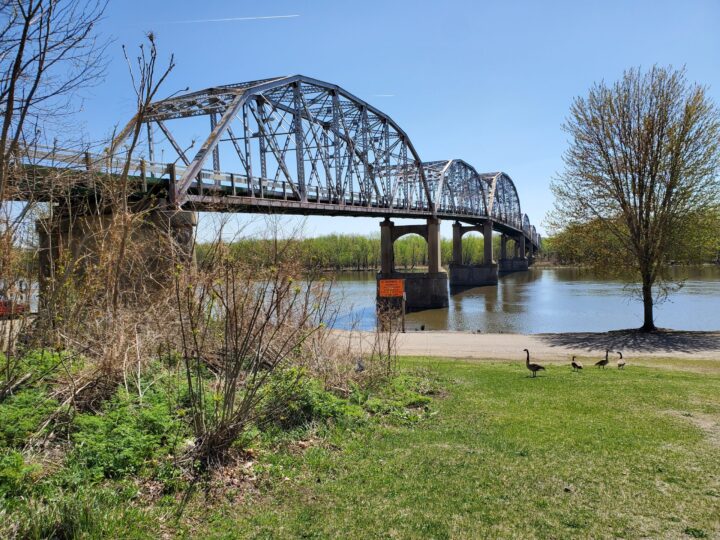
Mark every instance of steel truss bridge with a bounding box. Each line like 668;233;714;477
18;75;540;249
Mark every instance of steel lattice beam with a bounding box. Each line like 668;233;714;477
101;74;540;248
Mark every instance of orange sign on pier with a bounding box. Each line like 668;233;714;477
378;278;405;298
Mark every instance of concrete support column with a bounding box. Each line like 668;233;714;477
499;234;529;274
377;218;448;313
36;208;197;300
427;218;441;274
483;221;494;265
380;218;394;274
448;220;498;289
452;221;463;264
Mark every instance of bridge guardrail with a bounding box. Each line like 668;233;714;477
12;144;538;247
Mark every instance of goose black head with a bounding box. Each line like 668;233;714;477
616;351;623;359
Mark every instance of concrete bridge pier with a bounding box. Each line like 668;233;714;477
499;234;529;274
377;217;448;312
499;234;512;274
448;221;498;289
37;205;196;300
516;235;529;270
528;241;536;266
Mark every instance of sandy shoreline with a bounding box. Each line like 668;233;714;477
5;321;720;361
340;330;720;361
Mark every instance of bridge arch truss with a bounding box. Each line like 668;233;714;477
106;75;539;249
112;75;432;213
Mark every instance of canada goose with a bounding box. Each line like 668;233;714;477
616;351;625;369
595;349;610;369
524;349;545;377
571;356;583;372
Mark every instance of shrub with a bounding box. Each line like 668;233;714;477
350;373;433;423
70;385;187;480
258;368;363;431
19;350;82;379
1;350;82;391
0;450;40;498
0;389;58;447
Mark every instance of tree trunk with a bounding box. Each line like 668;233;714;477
640;281;656;332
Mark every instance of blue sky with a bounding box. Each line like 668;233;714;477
77;0;720;240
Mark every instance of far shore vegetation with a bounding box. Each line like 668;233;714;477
199;233;506;272
193;216;720;272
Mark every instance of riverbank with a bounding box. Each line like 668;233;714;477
173;357;720;538
341;329;720;361
3;350;718;537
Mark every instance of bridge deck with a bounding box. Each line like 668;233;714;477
10;159;537;244
5;75;542;249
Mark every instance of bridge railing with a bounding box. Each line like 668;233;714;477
185;165;434;212
16;144;172;181
14;145;537;245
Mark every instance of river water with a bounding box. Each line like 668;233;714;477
331;266;720;333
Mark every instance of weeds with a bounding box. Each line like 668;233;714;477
0;30;411;538
0;347;431;537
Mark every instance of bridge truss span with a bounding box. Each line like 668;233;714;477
422;159;490;218
114;75;432;213
102;75;539;249
480;172;523;232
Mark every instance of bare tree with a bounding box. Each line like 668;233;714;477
551;66;720;331
0;0;107;201
108;32;174;313
0;0;106;397
173;237;332;469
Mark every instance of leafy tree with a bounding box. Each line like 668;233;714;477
551;66;720;331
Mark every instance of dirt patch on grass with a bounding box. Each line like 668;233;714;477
667;410;720;447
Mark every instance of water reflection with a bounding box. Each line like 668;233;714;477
332;266;720;333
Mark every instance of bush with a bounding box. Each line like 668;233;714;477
258;368;363;431
257;369;436;431
350;373;433;423
0;450;40;498
0;389;58;447
70;385;187;480
1;350;82;390
19;349;81;378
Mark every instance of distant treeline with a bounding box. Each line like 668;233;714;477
542;213;720;266
197;233;520;271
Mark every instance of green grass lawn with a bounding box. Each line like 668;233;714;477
192;358;720;539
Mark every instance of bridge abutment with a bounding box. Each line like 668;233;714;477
448;221;498;289
377;218;448;312
37;206;196;299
